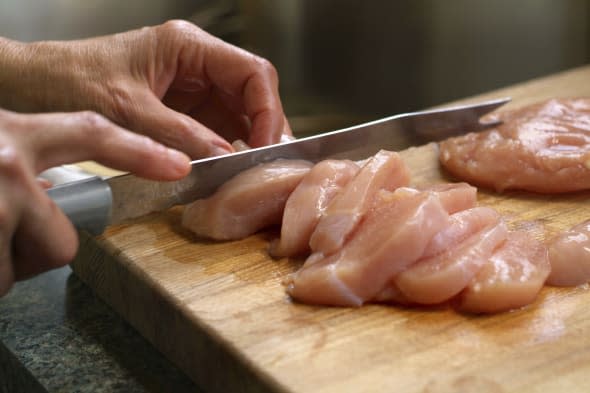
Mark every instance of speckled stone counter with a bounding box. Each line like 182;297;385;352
0;266;202;392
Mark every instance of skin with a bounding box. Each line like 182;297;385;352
0;20;291;296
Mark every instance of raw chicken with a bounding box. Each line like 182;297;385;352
375;207;501;304
182;160;312;240
439;98;590;193
421;207;501;259
286;189;450;306
269;160;360;257
308;150;411;256
394;219;508;305
456;231;550;313
378;183;477;216
179;145;560;314
546;219;590;286
418;183;477;214
372;283;413;305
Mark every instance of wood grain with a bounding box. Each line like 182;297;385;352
71;64;590;393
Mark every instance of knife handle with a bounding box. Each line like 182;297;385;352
46;176;112;236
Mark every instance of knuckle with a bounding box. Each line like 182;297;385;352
50;243;78;268
75;111;113;137
79;110;108;127
0;108;10;125
0;145;27;177
156;117;193;149
159;19;197;35
257;57;278;76
0;109;24;133
252;56;278;81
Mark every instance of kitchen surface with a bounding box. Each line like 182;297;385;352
1;1;590;393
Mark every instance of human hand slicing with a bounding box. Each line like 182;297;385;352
0;19;293;295
0;109;190;296
0;20;292;159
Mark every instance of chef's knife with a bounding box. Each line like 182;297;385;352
47;97;510;235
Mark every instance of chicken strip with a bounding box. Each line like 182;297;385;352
456;231;550;313
546;219;590;286
309;150;411;256
182;160;312;240
419;183;477;214
394;220;508;305
270;160;359;257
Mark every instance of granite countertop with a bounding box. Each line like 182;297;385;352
0;265;203;393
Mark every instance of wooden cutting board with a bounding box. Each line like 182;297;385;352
71;65;590;393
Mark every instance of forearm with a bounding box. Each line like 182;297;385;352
0;37;34;111
0;37;104;113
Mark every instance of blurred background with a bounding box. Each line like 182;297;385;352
0;0;588;136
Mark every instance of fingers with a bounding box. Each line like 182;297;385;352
168;88;251;144
0;108;194;292
12;182;79;281
0;108;194;294
15;111;191;180
283;115;293;137
203;44;286;147
163;86;292;152
157;20;287;148
0;144;76;294
239;66;286;147
124;93;234;159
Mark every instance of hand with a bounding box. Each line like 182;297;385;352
0;20;291;159
0;109;190;296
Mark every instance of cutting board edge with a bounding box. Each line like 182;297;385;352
70;232;291;393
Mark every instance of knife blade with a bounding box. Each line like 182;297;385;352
47;97;510;235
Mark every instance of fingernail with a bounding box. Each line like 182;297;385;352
167;148;191;175
280;134;296;143
211;145;233;157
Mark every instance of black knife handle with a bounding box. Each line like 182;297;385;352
46;176;112;236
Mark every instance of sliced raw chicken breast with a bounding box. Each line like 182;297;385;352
456;231;550;313
394;219;508;305
269;160;359;257
418;183;477;214
439;98;590;193
422;207;501;259
376;207;501;304
372;282;413;305
308;150;411;256
546;219;590;286
286;190;450;306
182;160;312;240
378;183;477;216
